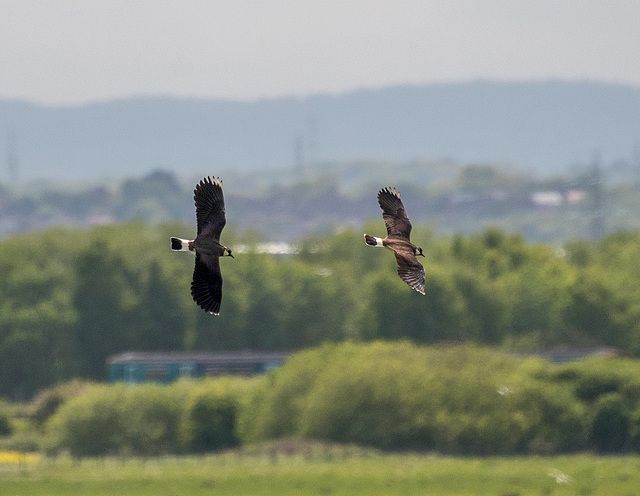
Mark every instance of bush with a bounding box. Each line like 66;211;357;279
0;431;40;452
45;378;257;457
45;384;126;457
238;346;336;443
503;381;587;454
181;377;260;452
242;341;587;454
0;400;12;436
180;391;237;452
120;383;187;455
575;372;622;403
30;381;93;429
45;382;190;456
629;407;640;452
589;393;631;452
548;358;640;407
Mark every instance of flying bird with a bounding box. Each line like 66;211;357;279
364;187;425;294
171;176;234;314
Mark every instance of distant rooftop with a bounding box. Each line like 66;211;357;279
522;346;623;363
107;350;289;365
107;350;290;384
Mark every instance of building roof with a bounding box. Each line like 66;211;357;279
107;350;289;365
521;346;623;363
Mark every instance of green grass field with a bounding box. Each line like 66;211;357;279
2;447;640;496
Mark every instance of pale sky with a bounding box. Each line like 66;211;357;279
2;1;639;106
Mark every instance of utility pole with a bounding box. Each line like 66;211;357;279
306;116;317;165
6;130;19;186
588;151;605;239
633;143;640;187
293;134;304;173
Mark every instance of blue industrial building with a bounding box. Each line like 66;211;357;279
107;351;288;384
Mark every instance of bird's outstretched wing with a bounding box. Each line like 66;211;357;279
191;253;223;315
194;176;226;239
377;187;412;241
394;251;425;295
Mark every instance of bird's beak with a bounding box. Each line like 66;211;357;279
229;253;235;258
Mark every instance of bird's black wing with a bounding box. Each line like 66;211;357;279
377;187;412;241
394;251;425;295
191;252;223;315
194;176;226;239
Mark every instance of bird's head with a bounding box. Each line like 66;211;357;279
223;247;234;258
415;246;425;257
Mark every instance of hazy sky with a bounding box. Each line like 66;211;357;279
2;1;639;105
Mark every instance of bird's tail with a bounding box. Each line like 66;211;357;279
364;234;384;247
171;237;193;251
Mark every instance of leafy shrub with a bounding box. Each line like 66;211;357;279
628;407;640;452
575;372;622;403
242;341;587;454
238;346;336;443
503;381;587;454
182;377;263;452
45;381;189;456
119;382;187;455
589;393;631;452
30;380;93;429
549;358;640;406
45;384;126;456
0;400;12;436
45;378;257;457
0;431;40;452
181;392;236;452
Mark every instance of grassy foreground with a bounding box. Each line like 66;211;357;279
2;446;640;496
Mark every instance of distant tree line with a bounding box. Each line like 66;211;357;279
3;221;640;399
3;164;640;243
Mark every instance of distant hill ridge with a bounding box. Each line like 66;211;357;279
1;80;639;183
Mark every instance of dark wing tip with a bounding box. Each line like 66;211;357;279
395;254;426;295
195;175;222;190
194;176;226;236
193;175;223;198
191;254;223;315
191;280;222;314
378;186;399;198
377;187;400;206
377;187;404;211
398;267;426;294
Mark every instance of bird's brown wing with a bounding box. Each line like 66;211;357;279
194;176;226;239
377;187;412;241
191;253;223;314
393;251;425;295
